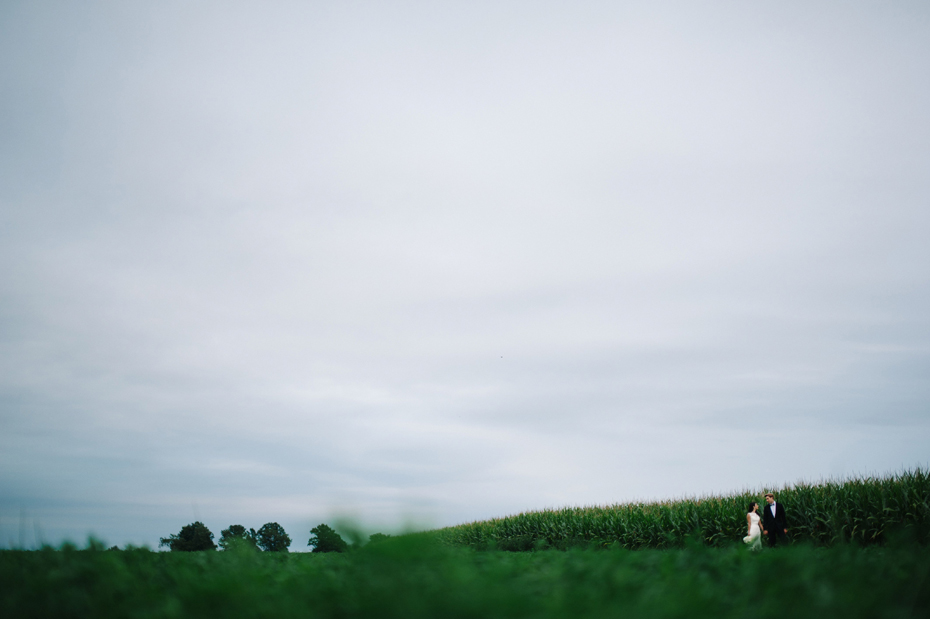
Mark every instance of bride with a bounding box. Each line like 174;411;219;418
743;502;762;550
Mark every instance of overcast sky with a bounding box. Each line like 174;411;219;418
2;1;929;550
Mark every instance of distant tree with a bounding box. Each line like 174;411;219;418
368;533;391;545
308;523;348;553
254;522;291;552
219;524;258;551
159;522;217;552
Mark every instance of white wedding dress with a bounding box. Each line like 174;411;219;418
743;512;762;550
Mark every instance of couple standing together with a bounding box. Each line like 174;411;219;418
743;493;788;551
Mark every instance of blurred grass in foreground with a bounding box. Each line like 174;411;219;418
439;469;930;550
3;535;929;618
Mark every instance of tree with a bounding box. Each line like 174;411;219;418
218;524;258;551
368;532;391;545
159;522;216;551
308;523;348;553
254;522;291;552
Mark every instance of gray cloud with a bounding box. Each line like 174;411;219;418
2;0;929;548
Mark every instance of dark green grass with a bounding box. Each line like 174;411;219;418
3;537;929;618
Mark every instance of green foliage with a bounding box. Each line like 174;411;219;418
159;521;217;552
308;523;348;553
218;525;258;551
438;469;930;550
254;522;291;552
3;541;929;618
368;533;391;545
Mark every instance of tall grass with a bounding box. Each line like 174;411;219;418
438;469;930;550
4;541;930;618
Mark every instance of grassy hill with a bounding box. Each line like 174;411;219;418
437;469;930;550
4;470;929;618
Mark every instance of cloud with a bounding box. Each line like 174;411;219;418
1;0;929;548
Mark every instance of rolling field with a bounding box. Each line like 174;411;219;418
4;471;929;618
438;469;930;550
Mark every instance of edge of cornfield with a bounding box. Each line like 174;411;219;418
435;468;930;550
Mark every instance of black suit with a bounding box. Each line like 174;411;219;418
762;502;789;546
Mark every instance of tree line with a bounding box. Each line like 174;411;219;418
159;521;389;552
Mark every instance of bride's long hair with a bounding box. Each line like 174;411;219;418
747;501;758;514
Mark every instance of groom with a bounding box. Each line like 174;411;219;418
762;492;789;547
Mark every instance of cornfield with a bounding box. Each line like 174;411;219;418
437;469;930;550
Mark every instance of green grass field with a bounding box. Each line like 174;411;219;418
3;539;930;618
4;471;929;618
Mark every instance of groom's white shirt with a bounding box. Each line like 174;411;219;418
769;503;777;517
